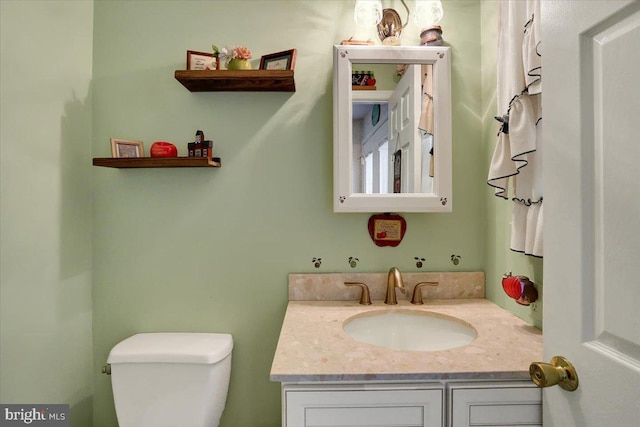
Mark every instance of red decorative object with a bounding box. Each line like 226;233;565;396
368;214;406;247
150;142;178;158
502;274;539;306
502;275;522;299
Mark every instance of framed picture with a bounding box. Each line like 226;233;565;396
259;49;297;70
186;50;217;70
111;138;144;158
367;214;406;247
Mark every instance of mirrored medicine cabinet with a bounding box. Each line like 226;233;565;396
333;45;452;213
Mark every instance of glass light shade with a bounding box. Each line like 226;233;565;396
354;0;383;27
412;0;444;28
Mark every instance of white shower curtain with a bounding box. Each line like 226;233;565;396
488;0;543;258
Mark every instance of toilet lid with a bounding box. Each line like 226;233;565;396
107;333;233;365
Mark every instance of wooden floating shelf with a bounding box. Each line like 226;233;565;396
93;157;221;169
352;85;377;91
174;69;295;92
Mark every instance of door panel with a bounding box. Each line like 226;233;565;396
542;1;640;425
388;65;421;192
285;387;443;427
449;385;541;427
586;5;640;360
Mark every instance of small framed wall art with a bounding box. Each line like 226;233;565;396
367;214;407;247
110;138;144;158
186;50;217;70
259;49;297;70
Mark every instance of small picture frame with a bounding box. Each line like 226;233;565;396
186;50;217;70
259;49;297;70
111;138;144;158
367;214;407;247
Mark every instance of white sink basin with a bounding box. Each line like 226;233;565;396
343;310;477;351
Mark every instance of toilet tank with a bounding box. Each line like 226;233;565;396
107;333;233;427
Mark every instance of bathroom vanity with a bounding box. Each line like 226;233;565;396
271;273;543;427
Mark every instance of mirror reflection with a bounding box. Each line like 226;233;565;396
351;63;434;194
333;45;451;213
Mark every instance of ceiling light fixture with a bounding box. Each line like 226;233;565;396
353;0;444;45
353;0;383;27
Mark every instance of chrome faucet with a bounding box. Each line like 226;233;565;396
385;267;405;304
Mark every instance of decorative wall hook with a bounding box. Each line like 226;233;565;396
494;113;510;133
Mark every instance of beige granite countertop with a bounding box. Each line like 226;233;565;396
270;299;542;382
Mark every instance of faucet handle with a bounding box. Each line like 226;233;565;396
411;281;439;305
344;282;372;305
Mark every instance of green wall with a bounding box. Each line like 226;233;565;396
0;1;543;426
0;1;94;425
91;1;485;426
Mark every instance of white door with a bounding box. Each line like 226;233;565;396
542;1;640;426
388;65;421;192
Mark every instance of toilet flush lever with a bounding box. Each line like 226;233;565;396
102;364;111;375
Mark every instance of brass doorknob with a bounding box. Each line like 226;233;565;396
529;355;579;391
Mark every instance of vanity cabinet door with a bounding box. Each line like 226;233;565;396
284;385;444;427
449;383;541;427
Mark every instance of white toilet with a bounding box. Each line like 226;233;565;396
107;332;233;427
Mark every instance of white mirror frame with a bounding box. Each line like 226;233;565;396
333;45;452;213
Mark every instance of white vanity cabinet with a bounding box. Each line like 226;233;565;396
283;383;444;427
281;382;541;427
449;382;542;427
